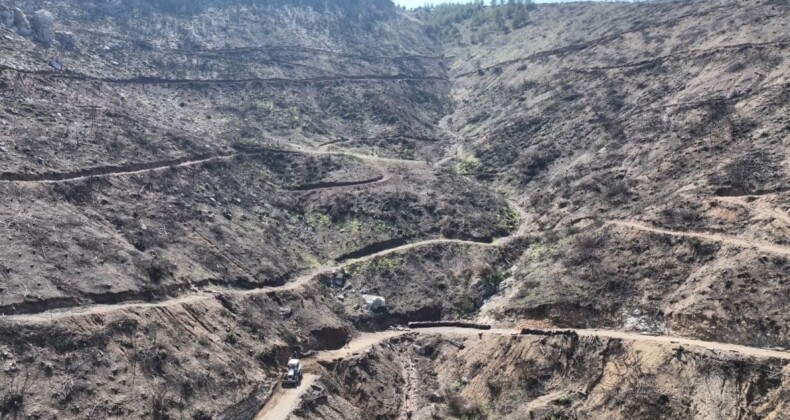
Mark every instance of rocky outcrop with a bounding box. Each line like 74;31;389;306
0;7;55;45
0;6;14;28
12;7;31;36
30;10;54;45
362;294;386;311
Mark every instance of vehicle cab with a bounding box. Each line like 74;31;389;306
287;359;301;374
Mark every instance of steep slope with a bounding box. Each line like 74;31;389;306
0;1;515;418
297;331;790;420
0;0;788;418
0;0;516;318
433;0;790;348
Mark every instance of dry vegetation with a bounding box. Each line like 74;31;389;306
0;0;788;418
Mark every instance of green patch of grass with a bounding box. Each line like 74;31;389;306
499;206;520;230
338;218;362;234
308;213;331;227
375;220;392;232
527;242;551;260
456;156;481;175
543;409;571;420
343;299;365;317
297;251;323;269
369;256;398;273
346;261;366;276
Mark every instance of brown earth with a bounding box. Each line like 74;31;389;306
0;0;788;418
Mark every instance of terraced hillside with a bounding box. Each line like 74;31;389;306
0;0;788;419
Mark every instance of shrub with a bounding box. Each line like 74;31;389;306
566;232;608;267
717;152;780;193
661;207;701;228
225;329;238;345
0;394;24;415
145;257;175;284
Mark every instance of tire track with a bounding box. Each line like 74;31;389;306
177;45;443;61
608;220;790;256
574;39;790;72
66;32;444;61
253;373;318;420
288;172;388;192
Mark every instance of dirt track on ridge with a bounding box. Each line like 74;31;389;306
608;220;790;256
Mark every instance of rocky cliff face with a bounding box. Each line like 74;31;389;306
0;5;54;43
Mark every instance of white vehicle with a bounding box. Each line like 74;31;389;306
282;359;303;388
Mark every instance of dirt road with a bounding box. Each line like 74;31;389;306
576;329;790;360
3;234;503;323
609;220;790;256
316;331;407;361
254;325;790;419
0;146;422;184
254;374;318;420
0;143;499;321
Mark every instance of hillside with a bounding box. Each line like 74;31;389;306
0;0;788;418
436;0;790;349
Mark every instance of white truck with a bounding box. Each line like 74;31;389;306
282;359;303;388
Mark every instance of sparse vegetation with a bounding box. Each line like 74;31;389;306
420;0;535;41
1;0;788;418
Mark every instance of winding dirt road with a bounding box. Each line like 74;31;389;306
608;220;790;256
0;152;234;183
4;132;786;418
0;145;422;184
0;63;446;86
254;325;790;419
3;232;501;323
0;143;501;321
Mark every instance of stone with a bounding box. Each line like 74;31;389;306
31;10;54;45
13;8;30;36
0;6;14;28
49;57;63;72
55;31;75;50
362;294;386;311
